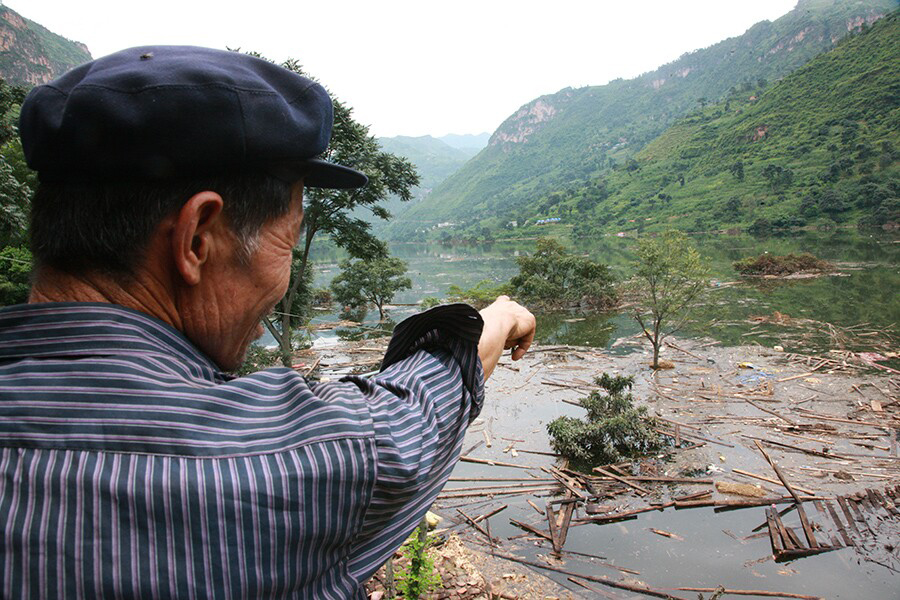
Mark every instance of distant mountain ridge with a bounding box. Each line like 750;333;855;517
363;134;482;228
0;5;91;86
437;132;491;153
391;0;895;239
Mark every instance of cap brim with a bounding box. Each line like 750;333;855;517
269;158;368;189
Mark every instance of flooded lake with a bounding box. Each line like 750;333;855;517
288;228;899;598
284;228;899;356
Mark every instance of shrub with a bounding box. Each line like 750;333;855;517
547;374;665;470
733;253;833;276
395;524;441;599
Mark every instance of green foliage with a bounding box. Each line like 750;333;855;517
547;373;665;469
419;296;442;309
395;525;441;599
509;238;617;309
0;79;33;248
446;280;512;309
760;164;793;191
331;256;412;320
0;245;31;305
733;252;832;276
626;232;709;368
388;1;897;238
592;11;900;233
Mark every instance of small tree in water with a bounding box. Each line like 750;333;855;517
546;374;665;470
627;231;708;369
331;256;412;320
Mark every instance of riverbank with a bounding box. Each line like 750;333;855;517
303;333;898;599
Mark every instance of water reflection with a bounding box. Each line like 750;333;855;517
284;230;899;351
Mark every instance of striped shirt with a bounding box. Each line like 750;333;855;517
0;302;484;599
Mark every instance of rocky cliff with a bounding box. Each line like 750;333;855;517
0;5;91;86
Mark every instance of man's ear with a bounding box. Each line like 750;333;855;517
172;191;225;286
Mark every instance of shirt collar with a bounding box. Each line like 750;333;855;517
0;302;224;378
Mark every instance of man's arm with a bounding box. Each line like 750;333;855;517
477;296;536;379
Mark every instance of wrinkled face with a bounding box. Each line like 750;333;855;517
179;182;304;371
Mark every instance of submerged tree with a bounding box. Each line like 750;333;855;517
626;232;708;369
510;237;616;309
331;256;411;321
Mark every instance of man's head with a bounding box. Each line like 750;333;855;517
19;46;367;370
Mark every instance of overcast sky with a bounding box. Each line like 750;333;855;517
9;0;798;138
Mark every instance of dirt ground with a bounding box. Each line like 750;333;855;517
306;332;899;598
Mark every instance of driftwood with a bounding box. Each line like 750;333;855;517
593;467;651;495
491;552;688;600
458;456;533;470
732;468;816;495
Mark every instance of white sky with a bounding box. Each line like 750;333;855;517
9;0;797;137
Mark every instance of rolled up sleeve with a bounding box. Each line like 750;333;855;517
340;304;485;582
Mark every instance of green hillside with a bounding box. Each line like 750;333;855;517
390;0;895;240
574;10;899;234
0;6;91;86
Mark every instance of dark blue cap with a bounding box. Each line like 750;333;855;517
18;45;368;189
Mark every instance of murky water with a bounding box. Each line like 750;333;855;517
275;229;900;596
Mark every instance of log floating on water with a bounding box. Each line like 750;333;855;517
491;552;689;600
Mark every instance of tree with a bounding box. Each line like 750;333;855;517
760;164;793;192
510;238;616;309
729;161;744;182
0;245;31;306
331;256;412;320
627;232;708;369
247;56;419;366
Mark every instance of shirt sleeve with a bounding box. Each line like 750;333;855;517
338;304;485;582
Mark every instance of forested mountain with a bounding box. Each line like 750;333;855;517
0;5;91;86
579;11;899;233
390;0;895;239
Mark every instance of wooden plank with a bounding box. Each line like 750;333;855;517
836;496;862;538
746;398;797;425
557;493;576;549
508;518;552;542
783;524;804;549
456;508;499;546
732;468;816;495
546;502;561;554
593;466;650;495
543;466;588;499
795;503;819;549
754;440;803;505
766;508;784;554
825;501;853;547
772;509;797;550
458;455;533;470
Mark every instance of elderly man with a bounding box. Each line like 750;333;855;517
0;46;535;598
